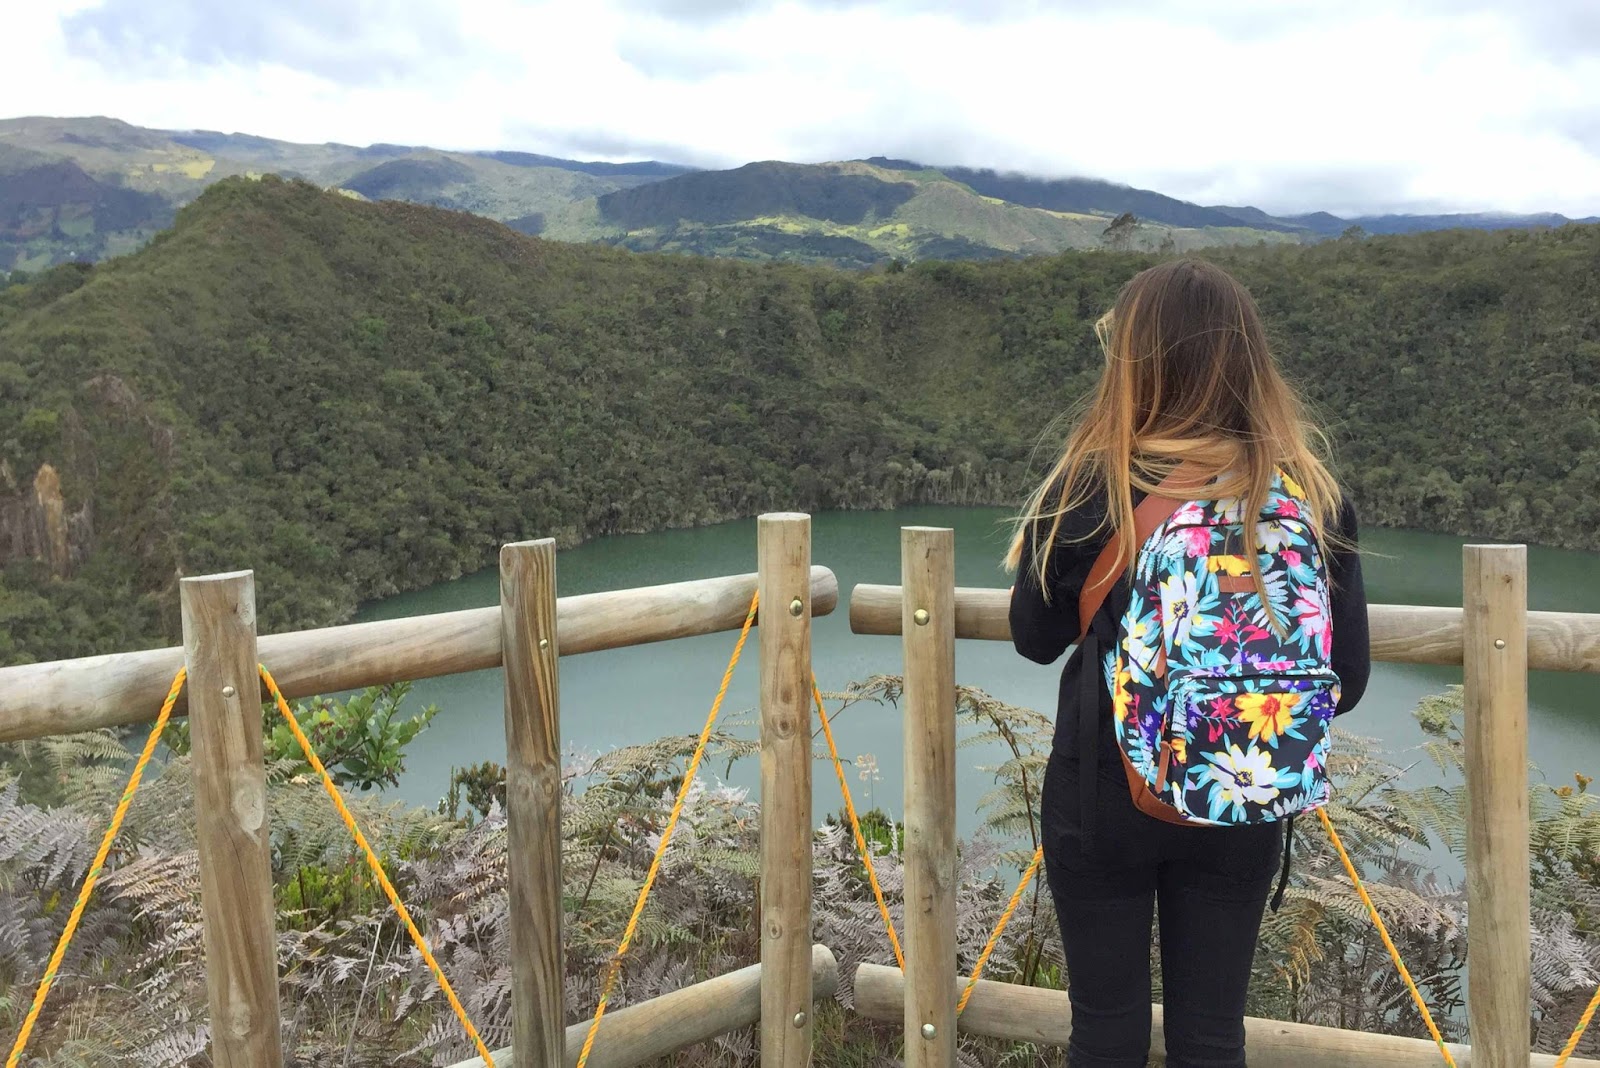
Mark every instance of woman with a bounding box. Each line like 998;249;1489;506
1005;259;1370;1068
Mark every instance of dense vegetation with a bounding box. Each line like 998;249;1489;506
1;176;1597;666
597;162;920;228
4;681;1599;1065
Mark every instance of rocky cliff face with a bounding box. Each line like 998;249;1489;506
0;460;92;576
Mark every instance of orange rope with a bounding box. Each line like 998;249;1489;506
4;669;186;1068
260;664;496;1068
576;591;760;1068
812;679;905;971
957;846;1043;1015
1317;807;1456;1067
1554;980;1600;1065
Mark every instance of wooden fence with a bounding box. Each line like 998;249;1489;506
852;536;1600;1068
0;515;838;1068
6;521;1600;1067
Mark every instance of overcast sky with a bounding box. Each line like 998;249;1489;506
11;0;1600;216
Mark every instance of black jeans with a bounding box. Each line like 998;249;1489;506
1041;748;1283;1068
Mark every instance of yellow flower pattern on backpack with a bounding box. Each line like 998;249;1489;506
1237;692;1301;744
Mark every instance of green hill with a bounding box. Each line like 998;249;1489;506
1;177;1596;665
0;117;671;271
0;118;1303;273
9;117;1596;276
866;157;1304;232
543;159;1300;265
0;143;173;266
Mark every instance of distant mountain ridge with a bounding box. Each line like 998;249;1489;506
1;116;1594;273
550;158;1298;265
863;157;1599;236
0;116;678;272
863;157;1298;232
1285;211;1595;236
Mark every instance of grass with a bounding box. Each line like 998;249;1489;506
148;158;216;179
55;214;94;239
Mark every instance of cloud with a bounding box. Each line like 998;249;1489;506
60;0;468;84
1451;0;1600;59
614;18;756;81
16;0;1600;216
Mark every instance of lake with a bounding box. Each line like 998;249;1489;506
357;508;1600;839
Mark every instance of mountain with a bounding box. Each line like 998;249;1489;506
2;176;1597;666
540;159;1300;267
863;160;1600;238
4;117;1595;275
0;116;679;271
0;141;174;265
868;158;1309;234
1304;211;1600;236
1206;204;1312;231
474;150;692;179
1211;205;1600;237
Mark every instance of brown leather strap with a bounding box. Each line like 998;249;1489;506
1076;463;1206;642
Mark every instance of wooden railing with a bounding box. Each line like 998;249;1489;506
7;522;1600;1068
0;516;840;1068
851;536;1600;1068
0;565;840;742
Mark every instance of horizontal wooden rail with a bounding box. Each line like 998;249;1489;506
446;945;839;1068
854;963;1597;1068
848;585;1600;674
0;567;839;743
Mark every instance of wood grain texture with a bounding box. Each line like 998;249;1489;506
0;567;840;742
180;571;283;1068
1463;545;1530;1068
757;514;813;1068
444;945;840;1068
847;585;1600;672
502;541;563;1068
854;963;1597;1067
901;527;956;1068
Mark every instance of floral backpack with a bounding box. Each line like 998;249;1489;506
1076;465;1340;855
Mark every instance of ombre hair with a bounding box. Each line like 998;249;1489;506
1004;259;1344;614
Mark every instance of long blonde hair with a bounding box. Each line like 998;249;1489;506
1004;259;1344;613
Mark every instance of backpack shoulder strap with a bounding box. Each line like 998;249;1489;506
1076;463;1206;643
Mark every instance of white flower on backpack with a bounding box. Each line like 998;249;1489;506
1122;609;1162;679
1160;569;1218;647
1256;521;1295;552
1200;744;1282;818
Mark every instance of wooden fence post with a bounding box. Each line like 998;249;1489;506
1463;544;1530;1067
502;540;564;1068
902;528;957;1068
181;571;283;1067
758;513;813;1068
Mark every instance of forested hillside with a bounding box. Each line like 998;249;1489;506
1;176;1596;665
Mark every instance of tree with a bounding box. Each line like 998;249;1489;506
1102;212;1139;252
